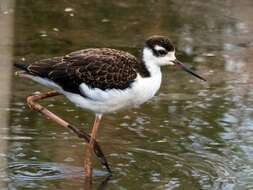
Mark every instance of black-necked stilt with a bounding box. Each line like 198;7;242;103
14;35;206;177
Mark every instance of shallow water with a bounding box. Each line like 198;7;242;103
3;0;253;189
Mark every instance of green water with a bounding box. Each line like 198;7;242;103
6;0;253;189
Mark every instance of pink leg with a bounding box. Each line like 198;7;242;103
26;91;111;173
84;114;103;179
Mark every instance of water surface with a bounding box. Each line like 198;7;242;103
5;0;253;189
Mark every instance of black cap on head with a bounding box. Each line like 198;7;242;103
145;36;175;52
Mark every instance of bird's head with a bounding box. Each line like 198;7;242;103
143;35;206;81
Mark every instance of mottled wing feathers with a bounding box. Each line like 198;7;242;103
24;48;139;95
27;57;63;78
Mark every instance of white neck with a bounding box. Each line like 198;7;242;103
142;48;161;77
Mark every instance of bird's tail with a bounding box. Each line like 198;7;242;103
14;63;29;71
14;63;29;77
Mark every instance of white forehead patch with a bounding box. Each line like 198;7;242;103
143;47;176;66
154;45;166;51
167;51;176;61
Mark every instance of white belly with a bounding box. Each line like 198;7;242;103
24;69;162;114
65;73;162;114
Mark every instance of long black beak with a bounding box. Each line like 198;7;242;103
172;59;206;81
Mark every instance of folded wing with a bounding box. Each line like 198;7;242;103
23;48;139;97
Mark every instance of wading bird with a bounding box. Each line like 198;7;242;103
15;35;205;178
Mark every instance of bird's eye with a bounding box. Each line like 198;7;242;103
157;50;167;56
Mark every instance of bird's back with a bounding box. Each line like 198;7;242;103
15;48;140;95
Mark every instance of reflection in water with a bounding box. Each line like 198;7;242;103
9;162;110;189
7;0;253;189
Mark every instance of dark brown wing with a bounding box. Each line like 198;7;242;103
24;48;138;95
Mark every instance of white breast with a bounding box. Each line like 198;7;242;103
63;51;163;114
64;71;161;113
23;68;162;114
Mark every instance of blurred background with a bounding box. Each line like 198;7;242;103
1;0;253;189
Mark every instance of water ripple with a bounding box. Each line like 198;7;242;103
131;147;237;189
9;162;107;181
